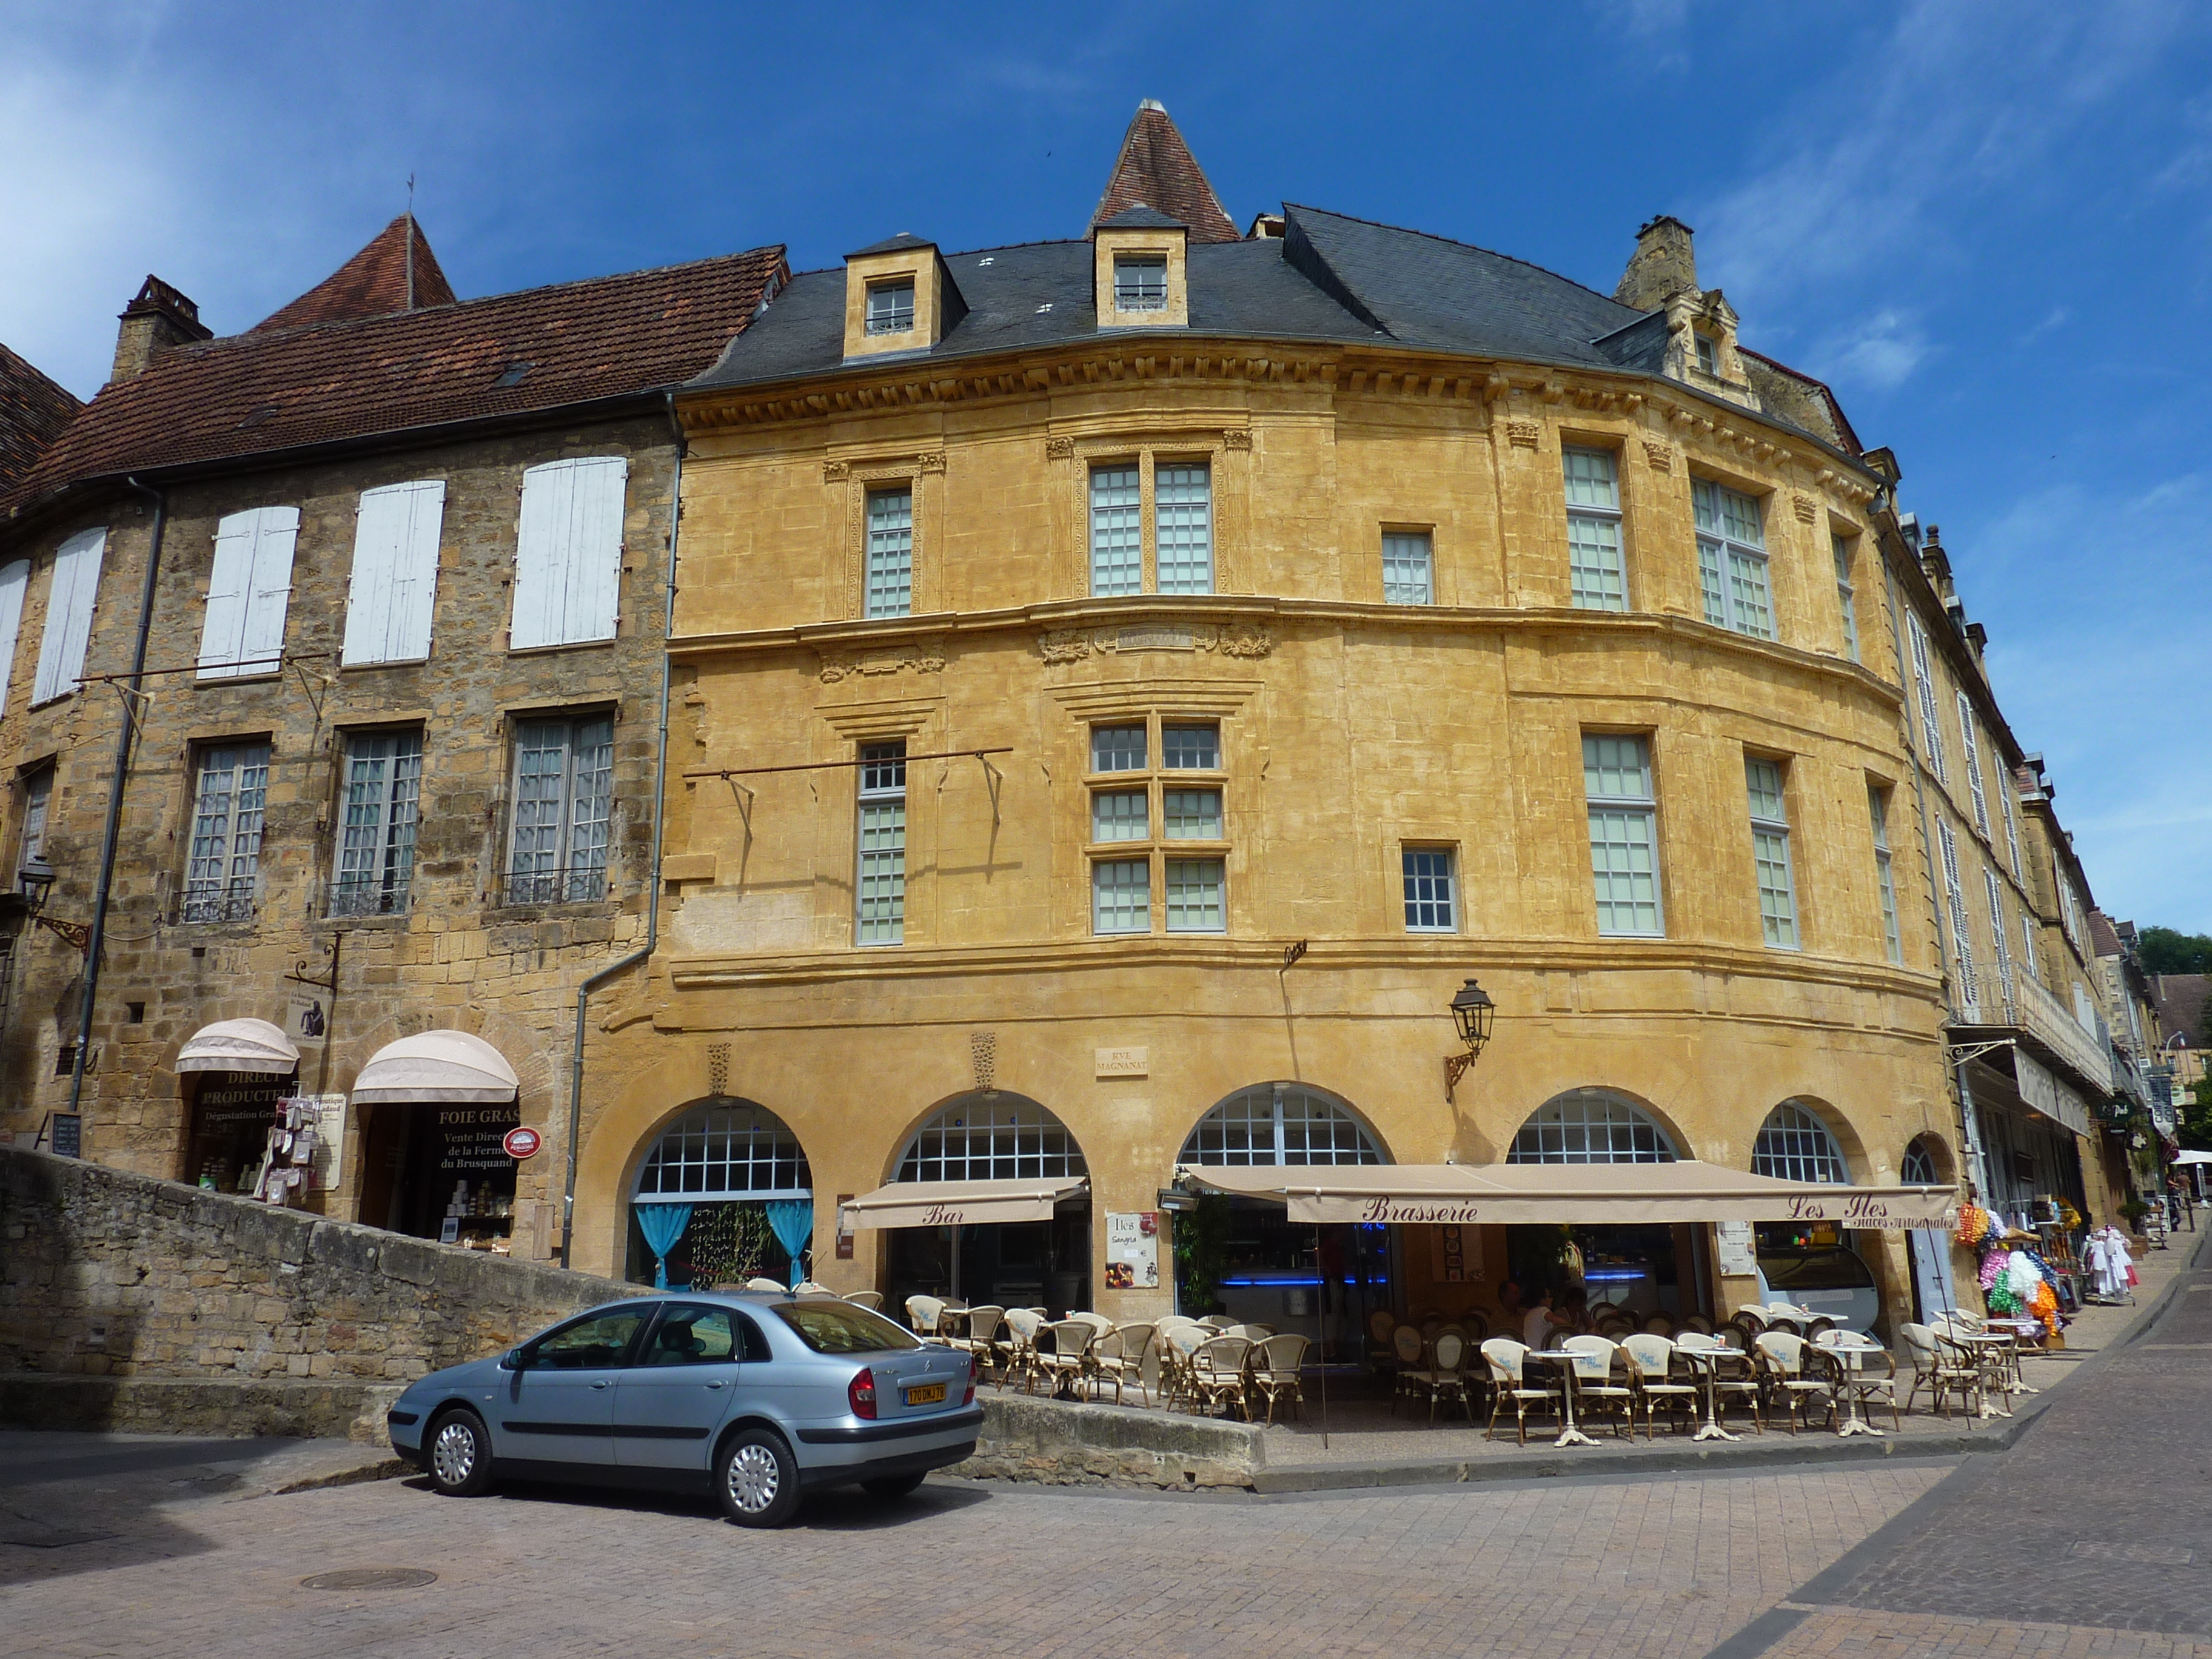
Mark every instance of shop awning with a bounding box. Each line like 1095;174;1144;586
350;1030;518;1104
2173;1150;2212;1167
839;1177;1090;1232
176;1018;300;1075
1181;1160;1957;1230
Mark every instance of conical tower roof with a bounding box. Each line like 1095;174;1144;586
252;215;457;332
1090;99;1239;244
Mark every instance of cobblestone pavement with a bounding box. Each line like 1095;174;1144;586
2;1234;2207;1659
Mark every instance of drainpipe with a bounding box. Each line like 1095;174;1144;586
67;478;166;1121
561;395;682;1267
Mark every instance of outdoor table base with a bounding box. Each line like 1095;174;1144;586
1531;1351;1599;1448
1681;1350;1741;1443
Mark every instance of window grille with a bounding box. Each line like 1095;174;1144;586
1091;724;1147;773
856;741;906;945
634;1101;811;1199
1089;466;1141;596
1584;734;1663;936
1165;857;1224;932
1753;1102;1849;1184
1901;1142;1939;1185
1745;756;1798;949
865;488;913;618
1092;789;1147;842
331;731;422;916
1403;848;1455;932
897;1095;1086;1181
1871;786;1902;965
1833;534;1860;662
1179;1083;1384;1165
1563;448;1626;611
1092;858;1150;933
1382;531;1434;605
1163;789;1220;840
1155;463;1213;594
506;717;614;905
1113;254;1167;310
865;279;914;335
1692;480;1772;639
184;743;270;923
1162;725;1217;769
1509;1090;1679;1163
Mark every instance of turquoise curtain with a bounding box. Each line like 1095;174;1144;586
635;1202;692;1290
763;1199;814;1290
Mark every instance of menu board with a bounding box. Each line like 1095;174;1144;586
1104;1211;1159;1289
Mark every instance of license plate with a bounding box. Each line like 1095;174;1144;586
905;1382;947;1407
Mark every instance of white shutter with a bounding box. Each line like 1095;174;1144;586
512;457;626;649
1906;612;1946;780
198;514;255;677
238;506;298;674
0;559;28;703
33;527;106;703
344;480;445;665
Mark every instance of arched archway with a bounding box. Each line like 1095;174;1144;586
1508;1088;1684;1164
1178;1082;1387;1165
625;1098;814;1290
1901;1134;1952;1187
1900;1133;1960;1322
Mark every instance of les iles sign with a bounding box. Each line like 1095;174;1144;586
501;1125;543;1161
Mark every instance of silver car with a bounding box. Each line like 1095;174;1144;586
385;1293;981;1527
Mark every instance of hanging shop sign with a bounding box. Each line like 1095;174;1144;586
501;1125;542;1161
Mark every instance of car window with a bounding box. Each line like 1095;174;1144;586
642;1305;740;1367
523;1307;650;1370
772;1300;922;1354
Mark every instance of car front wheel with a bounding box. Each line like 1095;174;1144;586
717;1428;802;1529
425;1408;494;1498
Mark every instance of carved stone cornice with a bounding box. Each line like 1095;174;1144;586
1037;620;1274;663
817;637;948;683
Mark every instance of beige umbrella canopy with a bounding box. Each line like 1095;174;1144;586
350;1030;518;1104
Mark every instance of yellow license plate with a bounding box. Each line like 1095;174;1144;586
905;1383;947;1406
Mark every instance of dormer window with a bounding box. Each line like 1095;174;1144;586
1694;332;1719;376
866;278;915;335
1113;255;1168;312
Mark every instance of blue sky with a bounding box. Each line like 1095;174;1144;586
6;1;2210;927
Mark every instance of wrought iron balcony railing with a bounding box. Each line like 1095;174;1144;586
497;864;609;907
1949;964;2115;1095
327;876;412;919
178;885;256;925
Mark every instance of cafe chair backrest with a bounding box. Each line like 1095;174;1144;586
1392;1324;1425;1366
1675;1330;1719;1353
1368;1309;1397;1347
965;1305;1005;1345
1561;1333;1618;1380
1004;1307;1044;1346
1621;1332;1674;1378
1196;1335;1252;1375
905;1294;945;1335
1165;1321;1207;1358
1754;1331;1807;1375
1044;1319;1095;1358
1256;1332;1309;1378
1433;1331;1466;1373
1480;1336;1529;1384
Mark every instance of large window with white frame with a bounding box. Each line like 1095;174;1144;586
864;486;914;618
1509;1090;1680;1163
1154;462;1213;594
1089;464;1141;597
1113;254;1167;311
1905;611;1947;781
2019;910;2042;983
897;1094;1086;1181
1563;447;1626;611
1087;715;1226;935
1087;454;1215;597
1832;532;1860;662
331;729;422;917
856;740;907;946
15;763;52;890
1752;1101;1849;1184
864;278;914;335
1985;865;2014;1004
1692;480;1773;639
183;742;270;923
1937;819;1977;1014
504;715;613;905
1870;784;1903;965
1955;692;1991;835
1584;734;1663;937
1744;756;1798;949
1179;1083;1384;1165
1381;530;1433;605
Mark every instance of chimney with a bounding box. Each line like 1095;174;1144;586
1614;216;1698;310
109;276;212;385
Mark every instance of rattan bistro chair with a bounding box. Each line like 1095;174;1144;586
999;1307;1046;1394
1249;1333;1312;1426
1677;1331;1765;1433
1190;1335;1255;1419
1091;1322;1155;1406
841;1289;885;1311
1900;1321;1979;1419
1621;1333;1700;1438
1752;1332;1834;1433
1561;1335;1635;1439
1815;1329;1902;1431
1036;1319;1097;1399
903;1294;946;1337
1158;1320;1208;1411
1481;1336;1560;1444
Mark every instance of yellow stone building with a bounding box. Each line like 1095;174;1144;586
573;106;2016;1335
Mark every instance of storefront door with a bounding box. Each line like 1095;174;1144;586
359;1099;521;1241
184;1070;299;1195
1908;1228;1957;1321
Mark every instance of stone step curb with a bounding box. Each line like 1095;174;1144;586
266;1454;412;1495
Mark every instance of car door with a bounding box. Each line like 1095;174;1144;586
612;1304;760;1472
492;1303;654;1470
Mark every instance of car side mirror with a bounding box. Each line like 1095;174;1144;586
500;1348;523;1370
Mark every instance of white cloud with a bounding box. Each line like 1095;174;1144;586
1809;308;1931;392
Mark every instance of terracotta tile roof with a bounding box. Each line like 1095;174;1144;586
2153;974;2210;1047
2090;909;2126;957
1091;101;1240;244
253;215;458;332
5;244;785;515
0;340;82;497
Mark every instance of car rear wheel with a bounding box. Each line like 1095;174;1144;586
861;1472;926;1500
425;1408;494;1498
717;1428;802;1529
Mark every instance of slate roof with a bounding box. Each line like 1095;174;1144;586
692;202;1855;461
253;215;457;332
1093;103;1239;244
5;244;785;516
0;341;81;497
1097;206;1189;231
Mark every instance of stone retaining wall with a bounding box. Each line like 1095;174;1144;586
954;1393;1263;1489
0;1145;640;1436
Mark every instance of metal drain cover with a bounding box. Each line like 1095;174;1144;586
301;1568;438;1590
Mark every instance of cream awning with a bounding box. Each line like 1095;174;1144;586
350;1030;518;1104
1182;1160;1957;1230
176;1018;300;1075
839;1177;1090;1232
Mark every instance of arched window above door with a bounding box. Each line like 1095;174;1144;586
1508;1090;1680;1163
633;1100;811;1199
895;1094;1086;1182
1753;1101;1850;1185
1178;1083;1386;1165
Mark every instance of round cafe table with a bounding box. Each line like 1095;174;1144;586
1818;1341;1885;1438
1675;1346;1743;1443
1529;1350;1599;1448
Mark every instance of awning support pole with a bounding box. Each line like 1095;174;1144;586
1316;1221;1329;1452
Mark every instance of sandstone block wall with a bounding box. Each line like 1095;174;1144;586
0;1145;640;1388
